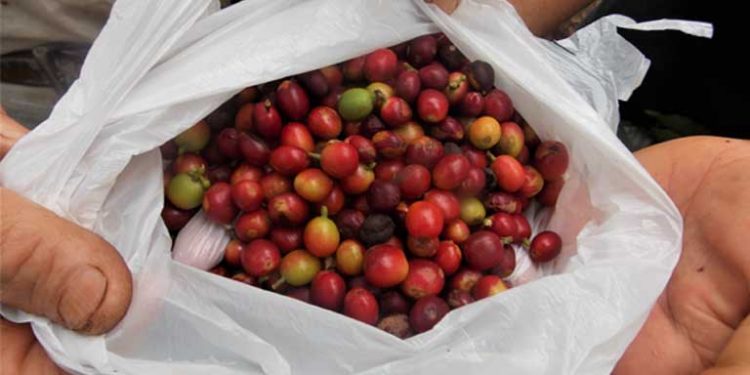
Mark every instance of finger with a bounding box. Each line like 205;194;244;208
702;315;750;374
1;188;133;335
0;106;29;160
425;0;460;14
0;318;64;375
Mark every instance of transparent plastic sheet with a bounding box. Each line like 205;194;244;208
0;1;682;374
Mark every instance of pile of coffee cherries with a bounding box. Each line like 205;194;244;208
161;34;568;338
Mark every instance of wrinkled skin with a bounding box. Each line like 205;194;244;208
1;108;133;374
614;137;750;375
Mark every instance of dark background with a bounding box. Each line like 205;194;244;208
590;0;749;144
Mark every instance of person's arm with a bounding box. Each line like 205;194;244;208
507;0;597;37
426;0;597;37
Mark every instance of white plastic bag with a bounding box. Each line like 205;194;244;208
0;0;683;374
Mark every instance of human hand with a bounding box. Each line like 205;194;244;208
0;109;133;374
615;136;750;374
425;0;460;14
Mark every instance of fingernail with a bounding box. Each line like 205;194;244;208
57;266;107;332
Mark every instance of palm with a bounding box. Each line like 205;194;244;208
615;136;750;374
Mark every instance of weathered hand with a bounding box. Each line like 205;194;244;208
615;136;750;374
0;109;133;374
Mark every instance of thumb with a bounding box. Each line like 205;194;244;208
1;187;132;335
703;315;750;374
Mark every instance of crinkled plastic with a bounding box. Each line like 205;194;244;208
0;1;683;374
171;210;231;271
